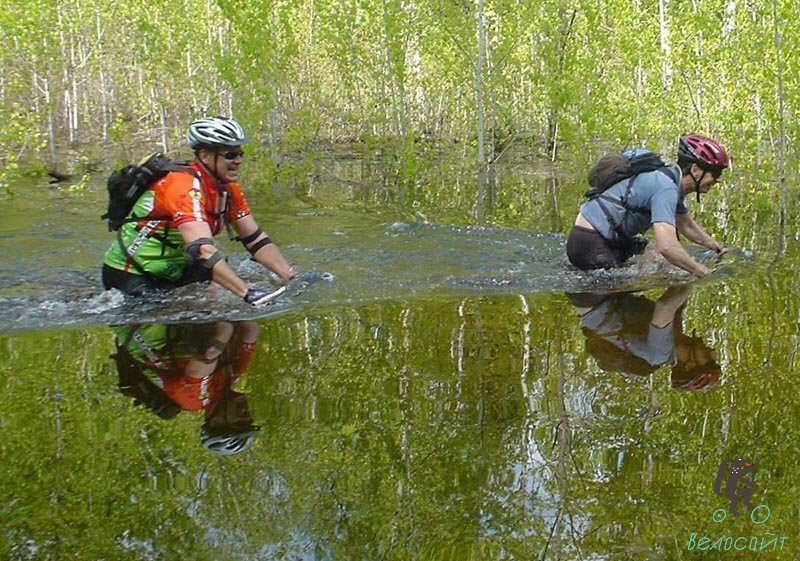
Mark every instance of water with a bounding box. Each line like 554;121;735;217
1;157;797;560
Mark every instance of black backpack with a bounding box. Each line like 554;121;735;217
584;149;673;199
101;152;196;231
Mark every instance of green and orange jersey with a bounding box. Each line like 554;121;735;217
103;161;252;280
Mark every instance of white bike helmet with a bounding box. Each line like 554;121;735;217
186;116;249;148
200;426;260;456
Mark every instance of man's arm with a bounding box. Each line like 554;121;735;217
675;213;725;253
184;322;234;379
652;222;711;277
178;221;250;297
233;215;296;283
651;286;691;328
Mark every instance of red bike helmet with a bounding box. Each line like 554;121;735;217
678;134;729;170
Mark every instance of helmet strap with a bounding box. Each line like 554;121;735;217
196;151;227;185
690;166;706;202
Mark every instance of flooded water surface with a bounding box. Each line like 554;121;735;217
1;155;798;559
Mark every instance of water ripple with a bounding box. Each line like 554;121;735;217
0;222;756;334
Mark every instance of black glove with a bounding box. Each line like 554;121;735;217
244;286;286;306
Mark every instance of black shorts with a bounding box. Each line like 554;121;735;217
102;265;179;295
566;225;646;270
102;264;212;296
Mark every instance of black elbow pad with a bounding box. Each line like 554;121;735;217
185;237;224;269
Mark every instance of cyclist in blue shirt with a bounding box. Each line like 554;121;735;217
567;134;730;276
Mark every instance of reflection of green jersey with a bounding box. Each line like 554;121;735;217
112;322;258;413
113;324;174;368
113;323;222;366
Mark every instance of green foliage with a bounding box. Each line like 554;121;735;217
0;0;795;177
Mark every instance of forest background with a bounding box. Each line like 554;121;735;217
0;0;796;199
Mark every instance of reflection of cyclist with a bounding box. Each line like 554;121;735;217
567;286;721;390
112;320;261;454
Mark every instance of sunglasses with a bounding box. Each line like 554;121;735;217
704;166;724;179
219;149;245;160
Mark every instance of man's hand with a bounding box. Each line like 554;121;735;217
244;286;287;306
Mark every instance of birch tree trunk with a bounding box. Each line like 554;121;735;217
772;0;786;259
658;0;673;89
475;0;487;170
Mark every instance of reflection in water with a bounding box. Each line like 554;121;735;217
111;321;261;454
2;156;794;560
567;286;721;390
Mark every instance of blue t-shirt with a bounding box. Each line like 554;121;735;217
580;164;687;240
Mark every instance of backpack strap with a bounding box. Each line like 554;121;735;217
658;166;680;185
594;166;680;242
113;329;181;420
115;166;199;278
595;196;630;242
117;228;149;277
594;175;638;242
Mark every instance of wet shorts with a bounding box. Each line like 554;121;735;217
102;264;212;296
566;226;646;270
